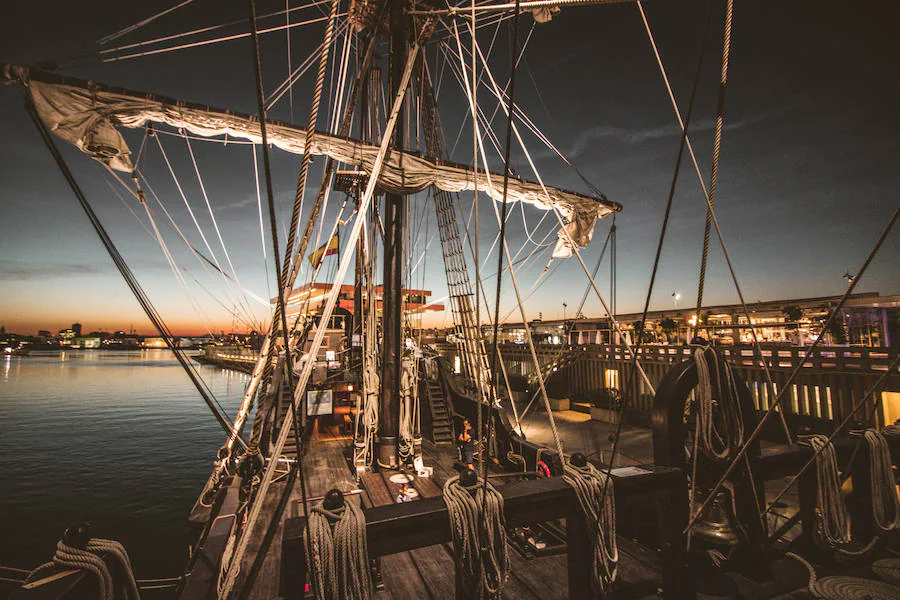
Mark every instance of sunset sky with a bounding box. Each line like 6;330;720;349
1;0;898;336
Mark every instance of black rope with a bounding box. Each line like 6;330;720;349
601;0;715;503
231;3;312;597
481;0;521;567
26;98;240;442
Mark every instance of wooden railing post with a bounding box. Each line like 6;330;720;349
565;498;592;599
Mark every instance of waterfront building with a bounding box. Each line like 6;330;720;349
487;292;899;348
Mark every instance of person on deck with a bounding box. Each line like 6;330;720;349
396;483;411;503
458;418;475;471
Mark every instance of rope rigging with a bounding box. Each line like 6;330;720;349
563;456;618;595
692;345;744;461
864;429;899;533
637;0;791;446
688;203;899;533
694;0;733;328
25;528;140;600
27;97;243;444
443;473;509;599
306;493;374;600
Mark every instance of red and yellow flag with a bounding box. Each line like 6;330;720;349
308;233;339;267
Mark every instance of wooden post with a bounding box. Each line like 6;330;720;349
281;517;307;600
566;498;592;599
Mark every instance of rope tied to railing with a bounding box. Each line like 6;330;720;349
26;527;140;600
563;456;618;595
305;490;373;600
443;473;509;599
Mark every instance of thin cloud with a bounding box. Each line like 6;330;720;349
0;260;106;281
568;110;787;158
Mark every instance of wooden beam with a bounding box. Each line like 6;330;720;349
282;466;689;599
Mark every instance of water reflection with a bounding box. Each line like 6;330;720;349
0;350;251;579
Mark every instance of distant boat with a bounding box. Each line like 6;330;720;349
3;345;30;356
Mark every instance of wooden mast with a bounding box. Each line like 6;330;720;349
378;0;408;469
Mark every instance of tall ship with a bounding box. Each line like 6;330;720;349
2;1;899;599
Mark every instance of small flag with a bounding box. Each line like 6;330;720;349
308;233;339;267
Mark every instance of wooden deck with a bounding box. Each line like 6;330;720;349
229;437;679;600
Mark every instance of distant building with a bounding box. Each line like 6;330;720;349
72;323;82;337
486;292;900;348
281;283;444;323
72;336;101;349
143;337;168;349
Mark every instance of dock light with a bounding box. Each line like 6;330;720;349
688;314;698;327
347;384;354;392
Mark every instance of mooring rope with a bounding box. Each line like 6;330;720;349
26;537;140;600
563;461;618;595
864;429;900;533
443;474;509;599
305;500;373;600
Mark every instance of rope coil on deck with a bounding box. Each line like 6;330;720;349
787;552;900;600
563;460;618;595
26;532;140;600
305;498;373;600
443;474;509;599
873;558;900;585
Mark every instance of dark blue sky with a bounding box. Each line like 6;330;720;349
1;0;897;335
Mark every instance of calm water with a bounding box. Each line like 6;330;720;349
0;350;250;583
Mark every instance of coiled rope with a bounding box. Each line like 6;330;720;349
26;537;140;600
805;434;852;549
863;429;899;533
693;345;744;461
787;552;900;600
563;460;618;595
802;434;878;556
305;499;373;600
443;474;509;599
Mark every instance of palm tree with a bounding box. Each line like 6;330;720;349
660;317;678;343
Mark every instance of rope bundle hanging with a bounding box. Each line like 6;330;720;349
693;345;744;461
804;434;852;549
443;473;509;599
305;492;373;600
563;456;618;595
26;527;140;600
864;428;900;533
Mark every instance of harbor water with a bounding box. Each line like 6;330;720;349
0;350;251;585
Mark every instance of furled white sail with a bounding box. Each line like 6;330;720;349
4;64;619;257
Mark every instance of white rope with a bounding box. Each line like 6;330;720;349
864;429;900;533
26;538;140;600
563;462;618;594
451;19;564;460
217;29;428;597
804;434;852;549
443;475;509;598
97;0;195;45
102;13;347;63
693;345;744;461
306;501;373;600
463;18;656;396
